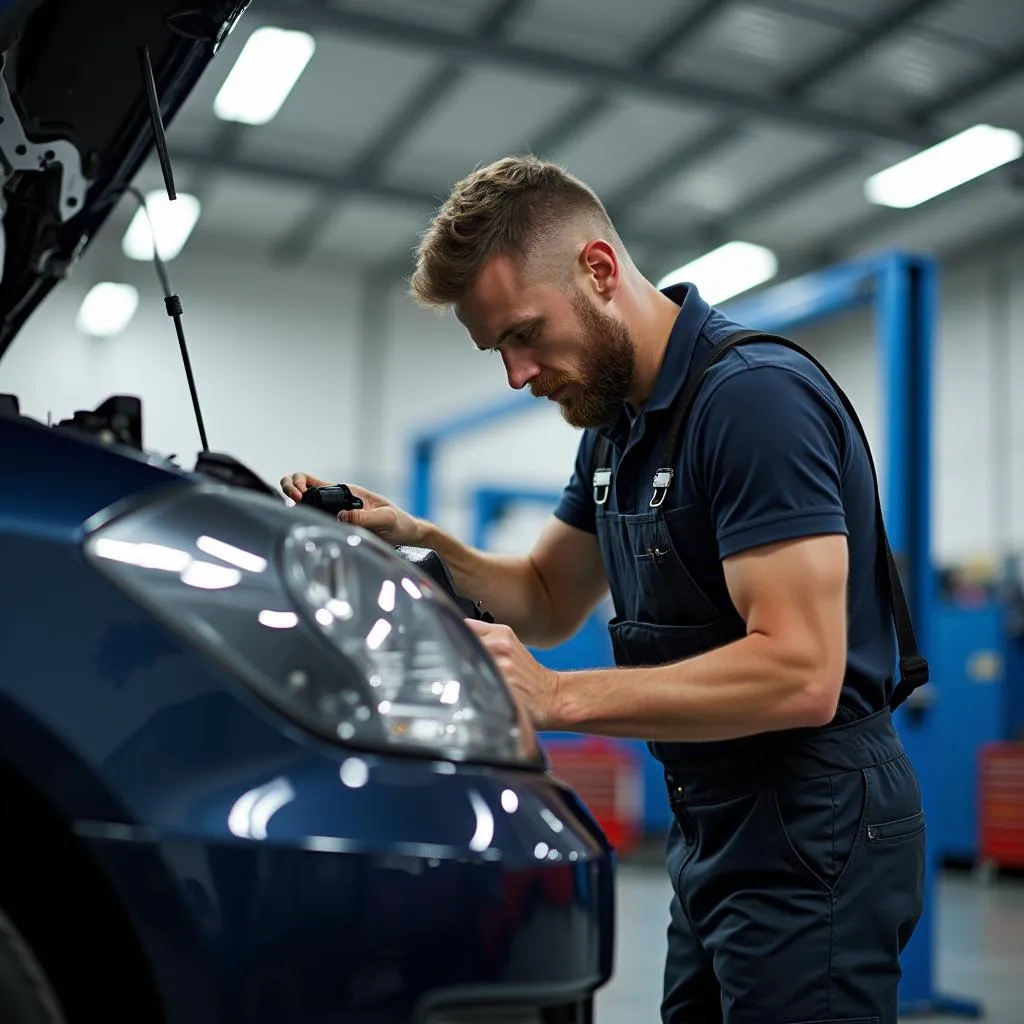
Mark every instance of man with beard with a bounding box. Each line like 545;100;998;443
281;156;927;1024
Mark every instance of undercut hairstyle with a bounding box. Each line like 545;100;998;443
409;155;625;309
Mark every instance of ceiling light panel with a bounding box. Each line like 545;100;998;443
213;26;316;126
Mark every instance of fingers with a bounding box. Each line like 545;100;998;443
337;505;396;534
280;472;332;502
279;474;305;501
279;475;414;543
463;619;512;641
463;619;515;654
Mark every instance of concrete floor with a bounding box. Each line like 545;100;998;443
597;862;1024;1022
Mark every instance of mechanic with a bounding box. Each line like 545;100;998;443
282;155;926;1023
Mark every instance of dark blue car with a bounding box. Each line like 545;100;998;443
0;1;614;1021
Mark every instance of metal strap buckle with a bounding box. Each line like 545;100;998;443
649;467;673;508
592;468;611;505
899;653;929;687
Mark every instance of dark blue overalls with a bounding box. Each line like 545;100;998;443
557;292;928;1022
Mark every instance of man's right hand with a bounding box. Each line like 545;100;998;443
280;473;427;547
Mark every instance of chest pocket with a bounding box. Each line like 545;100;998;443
619;504;724;628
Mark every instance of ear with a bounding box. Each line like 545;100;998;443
579;239;620;300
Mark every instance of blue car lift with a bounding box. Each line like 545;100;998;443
408;250;979;1018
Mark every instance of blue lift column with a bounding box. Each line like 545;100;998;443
881;258;979;1019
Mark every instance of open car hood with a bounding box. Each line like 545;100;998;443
0;0;249;360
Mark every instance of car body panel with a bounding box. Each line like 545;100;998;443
0;413;616;1020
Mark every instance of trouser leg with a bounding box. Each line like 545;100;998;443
681;754;925;1023
661;819;721;1024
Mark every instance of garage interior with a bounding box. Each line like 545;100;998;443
2;0;1024;1019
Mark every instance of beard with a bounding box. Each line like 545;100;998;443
532;285;635;430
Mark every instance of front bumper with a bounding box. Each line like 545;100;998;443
76;756;615;1024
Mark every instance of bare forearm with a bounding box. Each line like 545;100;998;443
553;634;839;741
417;522;554;643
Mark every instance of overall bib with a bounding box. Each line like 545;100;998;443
591;332;927;1024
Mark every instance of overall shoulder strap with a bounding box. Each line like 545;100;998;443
664;329;928;711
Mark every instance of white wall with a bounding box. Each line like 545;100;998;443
0;235;364;493
2;227;1022;567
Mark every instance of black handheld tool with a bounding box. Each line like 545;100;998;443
300;484;364;516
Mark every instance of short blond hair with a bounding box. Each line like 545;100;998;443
409;155;621;308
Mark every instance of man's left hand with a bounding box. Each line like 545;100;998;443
463;619;561;731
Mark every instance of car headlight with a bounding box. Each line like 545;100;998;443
84;485;535;766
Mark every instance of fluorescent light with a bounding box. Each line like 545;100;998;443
122;191;201;261
75;282;139;337
213;26;315;125
657;241;778;304
865;124;1023;209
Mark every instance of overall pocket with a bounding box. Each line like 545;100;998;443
835;754;927;957
625;508;722;626
771;768;868;894
866;810;925;843
609;618;742;667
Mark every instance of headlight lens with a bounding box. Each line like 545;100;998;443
85;486;533;766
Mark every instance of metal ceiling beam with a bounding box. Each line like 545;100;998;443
253;0;933;147
270;0;733;264
668;10;1024;255
719;147;862;228
915;38;1024;120
528;92;611;157
605;0;946;235
170;144;440;207
617;148;864;274
636;0;732;67
169;142;718;253
502;0;732;251
603;120;741;216
524;0;733;160
272;0;532;262
271;64;462;259
756;0;1004;59
779;0;947;96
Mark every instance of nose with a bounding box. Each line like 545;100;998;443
502;349;541;391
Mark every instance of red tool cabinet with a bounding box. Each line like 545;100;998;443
979;742;1024;869
545;737;643;854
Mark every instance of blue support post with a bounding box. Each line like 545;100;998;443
471;489;507;550
410;438;433;521
407;393;533;520
880;257;980;1018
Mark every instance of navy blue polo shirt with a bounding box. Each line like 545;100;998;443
553;282;896;718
